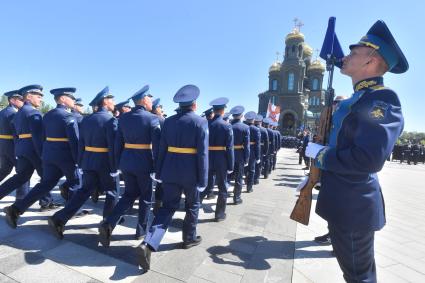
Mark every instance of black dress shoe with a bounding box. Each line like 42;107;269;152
215;214;226;222
182;236;202;249
39;202;63;212
91;189;99;203
59;184;70;201
48;216;64;239
4;205;19;229
246;186;253;193
98;222;112;247
233;198;243;205
136;244;151;271
314;233;331;245
254;180;259;185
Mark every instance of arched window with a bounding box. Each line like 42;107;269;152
298;45;303;57
288;73;295;91
312;78;319;90
292;45;295;53
285;47;289;57
271;79;278;91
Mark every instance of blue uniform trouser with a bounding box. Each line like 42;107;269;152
272;153;277;170
144;182;200;251
53;169;118;224
233;162;244;201
329;224;377;283
201;169;227;218
246;157;256;187
0;156;51;206
104;172;152;235
0;154;29;200
14;160;79;213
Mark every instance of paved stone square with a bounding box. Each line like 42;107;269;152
1;149;424;282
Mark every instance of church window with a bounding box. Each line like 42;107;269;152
298;45;303;57
312;78;319;90
272;79;278;91
292;45;295;53
288;73;295;91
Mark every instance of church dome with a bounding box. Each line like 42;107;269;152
285;29;305;43
303;44;313;57
269;61;281;72
308;59;325;72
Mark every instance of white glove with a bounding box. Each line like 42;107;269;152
110;171;120;177
150;173;162;183
296;176;309;192
197;186;206;192
305;142;325;158
256;159;261;164
244;163;248;167
227;170;233;174
77;168;83;175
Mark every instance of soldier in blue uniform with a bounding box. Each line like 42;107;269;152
223;112;231;123
0;90;29;200
72;98;85;124
98;85;161;246
47;86;118;239
151;98;165;213
254;114;269;184
244;111;261;192
305;20;407;282
4;87;80;228
201;107;214;125
136;84;208;272
0;85;54;210
230;106;250;204
200;97;234;221
271;122;281;170
114;100;132;118
262;118;275;178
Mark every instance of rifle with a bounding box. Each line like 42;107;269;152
290;17;344;225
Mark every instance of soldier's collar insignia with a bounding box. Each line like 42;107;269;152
354;77;384;91
369;100;388;120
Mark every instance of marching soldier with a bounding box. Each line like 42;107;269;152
4;88;79;228
98;85;160;246
272;122;281;170
114;100;132;118
254;114;269;184
244;111;260;192
202;107;215;125
262;118;275;178
230;105;250;204
151;98;165;212
0;90;29;200
47;86;118;238
73;98;85;124
0;85;54;210
200;97;234;222
137;84;208;272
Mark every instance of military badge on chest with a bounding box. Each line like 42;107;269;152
369;100;388;120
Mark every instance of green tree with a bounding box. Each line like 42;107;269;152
0;95;8;109
40;101;53;114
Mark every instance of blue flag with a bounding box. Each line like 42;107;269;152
320;17;344;68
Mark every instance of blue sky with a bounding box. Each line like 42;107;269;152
1;0;423;131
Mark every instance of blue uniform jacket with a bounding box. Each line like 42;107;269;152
275;130;281;150
315;77;404;232
115;105;161;174
42;104;79;164
12;101;43;160
266;128;275;155
257;125;269;157
0;105;18;160
208;114;234;172
248;124;261;162
78;107;117;172
156;109;209;188
71;110;84;126
231;119;250;164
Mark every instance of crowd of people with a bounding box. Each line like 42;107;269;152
0;84;282;272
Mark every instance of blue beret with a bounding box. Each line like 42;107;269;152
131;85;152;102
89;86;114;107
255;114;263;122
230;105;245;116
173;85;200;106
75;98;84;106
152;98;162;109
4;90;22;99
244;111;257;121
50;88;77;100
116;99;131;110
349;20;408;74
223;112;231;120
19;84;43;96
209;97;229;109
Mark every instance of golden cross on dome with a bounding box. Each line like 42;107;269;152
293;18;304;32
314;48;320;60
276;51;280;62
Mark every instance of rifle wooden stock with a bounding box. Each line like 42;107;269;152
290;105;333;225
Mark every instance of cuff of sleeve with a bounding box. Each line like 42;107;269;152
314;146;330;169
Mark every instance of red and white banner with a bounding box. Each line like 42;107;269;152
266;99;281;122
